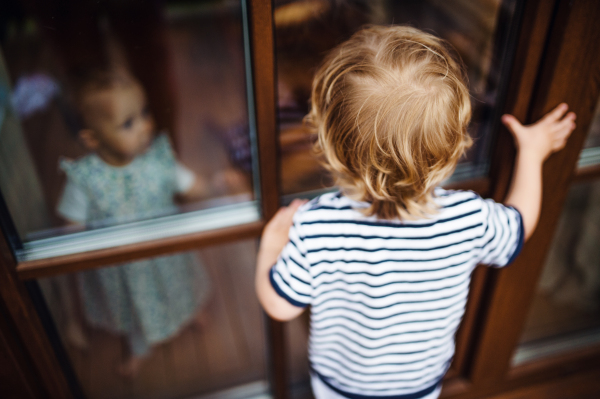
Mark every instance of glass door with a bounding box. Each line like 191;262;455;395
0;1;274;398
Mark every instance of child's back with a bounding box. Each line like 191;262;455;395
270;188;521;397
256;25;575;399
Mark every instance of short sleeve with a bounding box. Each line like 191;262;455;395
175;162;196;193
57;179;89;223
477;198;524;267
269;219;313;307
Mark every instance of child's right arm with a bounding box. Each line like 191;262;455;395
502;103;576;241
256;199;308;321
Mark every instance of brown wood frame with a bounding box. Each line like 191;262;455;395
247;0;289;398
17;221;264;280
442;0;559;385
0;229;74;398
3;0;600;398
0;297;48;399
441;0;600;398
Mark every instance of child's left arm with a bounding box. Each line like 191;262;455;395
256;199;308;321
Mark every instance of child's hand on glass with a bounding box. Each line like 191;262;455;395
501;103;576;163
260;199;307;256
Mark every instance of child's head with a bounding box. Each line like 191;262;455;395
309;25;472;219
73;69;154;166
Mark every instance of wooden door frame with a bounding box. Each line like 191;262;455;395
246;1;288;398
444;0;558;383
0;228;74;398
443;0;600;397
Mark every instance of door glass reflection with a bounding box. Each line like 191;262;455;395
0;0;254;245
578;96;600;168
38;240;266;399
514;180;600;365
274;0;519;196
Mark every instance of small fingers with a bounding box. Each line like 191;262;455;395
281;198;308;219
552;122;575;150
501;114;523;134
553;111;576;129
289;198;308;209
542;103;569;124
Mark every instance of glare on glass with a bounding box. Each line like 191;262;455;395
578;96;600;168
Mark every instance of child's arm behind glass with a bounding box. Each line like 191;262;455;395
502;103;576;241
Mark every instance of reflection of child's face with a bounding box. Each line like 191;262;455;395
80;81;154;166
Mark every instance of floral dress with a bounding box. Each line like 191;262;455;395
58;134;210;356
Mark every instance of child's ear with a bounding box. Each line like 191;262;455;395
78;129;100;150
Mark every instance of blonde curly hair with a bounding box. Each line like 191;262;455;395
308;25;473;219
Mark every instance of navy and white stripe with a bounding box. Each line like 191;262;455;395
270;188;523;398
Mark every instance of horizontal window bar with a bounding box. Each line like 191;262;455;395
18;199;260;262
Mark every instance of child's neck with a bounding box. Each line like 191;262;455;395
95;147;136;167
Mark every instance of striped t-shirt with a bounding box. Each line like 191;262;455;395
270;188;524;399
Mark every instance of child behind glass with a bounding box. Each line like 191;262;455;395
255;26;576;399
57;69;211;376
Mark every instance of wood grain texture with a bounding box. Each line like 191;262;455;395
468;0;600;388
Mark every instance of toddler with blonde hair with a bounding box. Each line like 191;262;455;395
256;26;576;399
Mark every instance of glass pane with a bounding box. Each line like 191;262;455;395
0;1;258;260
274;0;520;197
38;240;267;399
513;180;600;365
578;96;600;168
